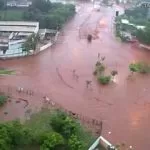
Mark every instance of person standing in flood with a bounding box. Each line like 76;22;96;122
87;34;92;43
86;80;92;89
98;53;100;60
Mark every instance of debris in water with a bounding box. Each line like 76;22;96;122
4;112;8;115
108;131;111;134
129;146;133;149
16;100;20;103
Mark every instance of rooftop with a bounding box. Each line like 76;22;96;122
0;21;39;33
0;21;39;27
121;19;145;30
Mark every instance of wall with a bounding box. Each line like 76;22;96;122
40;42;52;52
0;32;59;59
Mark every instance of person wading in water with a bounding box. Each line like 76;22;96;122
86;80;92;89
72;69;79;81
87;34;92;43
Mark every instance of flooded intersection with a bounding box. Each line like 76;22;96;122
0;3;150;150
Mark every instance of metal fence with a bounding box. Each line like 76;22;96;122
0;85;103;135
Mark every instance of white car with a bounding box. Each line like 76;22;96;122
94;2;100;11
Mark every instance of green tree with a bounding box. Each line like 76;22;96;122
31;0;51;12
50;111;77;139
0;0;4;10
23;3;75;29
125;7;148;18
68;135;85;150
40;132;65;150
136;26;150;45
0;121;33;149
7;121;33;146
0;124;12;150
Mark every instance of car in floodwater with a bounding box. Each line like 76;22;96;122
93;1;101;11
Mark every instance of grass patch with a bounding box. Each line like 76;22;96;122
0;94;8;106
129;62;150;74
0;10;24;21
0;69;15;75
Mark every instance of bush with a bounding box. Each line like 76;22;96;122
40;132;65;150
50;111;77;139
0;109;95;150
0;120;33;150
129;63;140;73
68;135;85;150
98;75;111;85
129;62;150;74
0;95;8;106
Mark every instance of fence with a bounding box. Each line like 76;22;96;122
0;85;103;135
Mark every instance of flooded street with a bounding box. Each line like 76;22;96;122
0;3;150;150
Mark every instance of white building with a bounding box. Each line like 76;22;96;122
0;21;39;57
7;0;32;8
121;19;145;30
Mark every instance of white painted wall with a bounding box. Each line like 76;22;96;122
88;136;114;150
40;42;52;52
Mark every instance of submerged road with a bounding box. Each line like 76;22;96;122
0;3;150;150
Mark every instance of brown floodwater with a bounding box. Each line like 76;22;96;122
0;3;150;150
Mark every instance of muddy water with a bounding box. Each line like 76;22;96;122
0;3;150;150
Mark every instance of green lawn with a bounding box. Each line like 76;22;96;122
0;69;15;75
0;10;24;21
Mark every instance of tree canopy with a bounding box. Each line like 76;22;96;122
0;110;94;150
0;0;75;30
23;3;75;29
135;25;150;44
0;0;4;10
31;0;51;12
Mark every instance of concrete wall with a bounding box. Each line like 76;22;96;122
40;42;52;52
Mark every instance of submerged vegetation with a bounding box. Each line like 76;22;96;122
0;69;15;75
98;75;111;85
0;94;8;106
93;56;118;85
129;62;150;74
